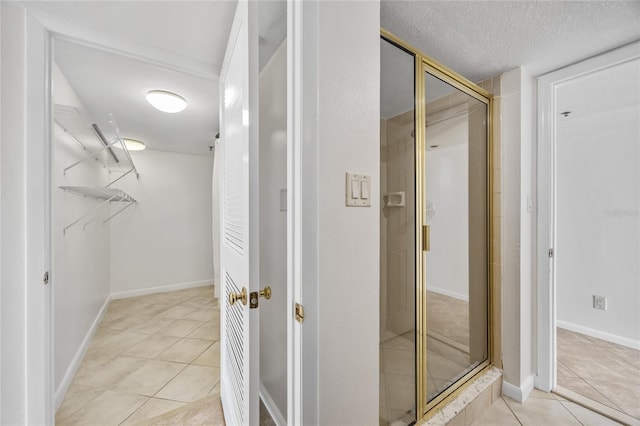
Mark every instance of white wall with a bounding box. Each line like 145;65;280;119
556;58;640;347
259;40;287;423
425;140;469;301
52;64;112;400
315;2;380;424
500;67;535;401
0;5;28;423
1;4;52;423
110;150;213;295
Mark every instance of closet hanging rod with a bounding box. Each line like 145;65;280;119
103;201;135;224
92;123;120;164
63;193;120;235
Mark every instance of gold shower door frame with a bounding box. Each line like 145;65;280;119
381;29;495;422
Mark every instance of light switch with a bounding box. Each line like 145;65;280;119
351;180;360;199
361;181;370;199
346;172;371;207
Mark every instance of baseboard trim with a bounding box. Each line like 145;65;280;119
557;321;640;350
502;374;535;403
110;279;214;300
55;294;111;410
260;384;286;426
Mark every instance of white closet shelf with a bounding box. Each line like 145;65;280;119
54;104;139;187
59;186;137;203
60;186;137;235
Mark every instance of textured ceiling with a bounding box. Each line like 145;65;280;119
19;1;640;153
382;1;640;83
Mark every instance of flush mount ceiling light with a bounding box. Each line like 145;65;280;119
146;90;187;113
114;138;146;151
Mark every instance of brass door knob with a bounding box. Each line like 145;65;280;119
229;287;247;306
259;286;272;300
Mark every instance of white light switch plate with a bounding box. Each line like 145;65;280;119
346;172;371;207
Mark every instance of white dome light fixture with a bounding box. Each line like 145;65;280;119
114;138;146;151
146;90;187;113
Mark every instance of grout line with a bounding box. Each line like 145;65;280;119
502;397;524;426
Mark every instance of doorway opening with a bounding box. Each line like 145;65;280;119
537;42;640;424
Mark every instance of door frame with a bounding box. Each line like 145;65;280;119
18;3;304;423
535;40;640;392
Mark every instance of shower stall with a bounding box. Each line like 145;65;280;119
379;32;494;425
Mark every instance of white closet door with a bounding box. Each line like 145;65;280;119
219;0;260;424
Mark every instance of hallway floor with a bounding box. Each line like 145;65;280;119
557;327;640;421
472;389;622;425
56;286;221;425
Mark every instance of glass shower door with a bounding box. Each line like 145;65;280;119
380;37;417;426
422;70;490;406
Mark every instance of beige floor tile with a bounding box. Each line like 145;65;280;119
131;317;176;335
72;350;117;375
86;330;148;355
504;395;581;425
558;376;621;410
558;360;579;378
471;397;520;425
55;383;106;422
159;305;198;320
136;395;224;426
134;303;172;317
188;321;220;340
111;360;187;396
560;401;622;426
184;307;219;322
100;314;154;331
604;345;640;371
125;335;181;359
156;338;213;364
73;356;147;388
60;390;148;426
120;398;186;426
155;364;221;403
192;341;220;367
584;378;640;419
528;388;557;400
180;296;214;309
560;343;638;386
156;319;204;337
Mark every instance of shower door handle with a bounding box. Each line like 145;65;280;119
422;225;430;251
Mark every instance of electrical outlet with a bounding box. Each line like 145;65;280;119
593;295;607;311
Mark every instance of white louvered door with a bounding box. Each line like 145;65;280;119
219;0;260;424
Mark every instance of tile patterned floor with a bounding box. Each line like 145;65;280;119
381;292;636;425
557;327;640;421
56;286;221;426
472;389;623;426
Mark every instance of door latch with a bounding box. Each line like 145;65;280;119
295;303;304;324
43;271;49;285
250;286;272;309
